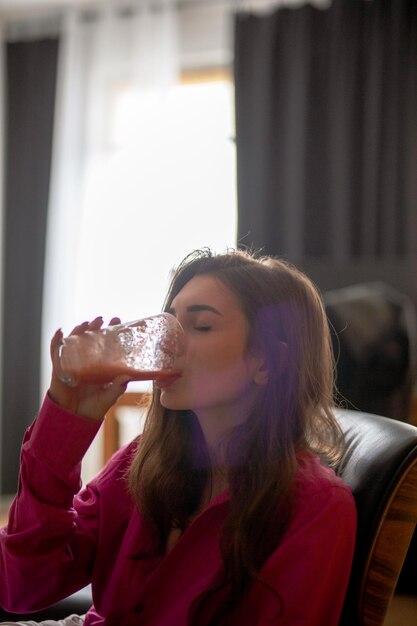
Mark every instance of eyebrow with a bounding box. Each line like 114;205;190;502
169;304;223;316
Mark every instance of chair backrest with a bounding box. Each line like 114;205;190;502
335;408;417;626
324;282;417;422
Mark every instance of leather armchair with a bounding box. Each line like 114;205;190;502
336;409;417;626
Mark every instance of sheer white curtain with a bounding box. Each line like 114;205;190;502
41;0;237;398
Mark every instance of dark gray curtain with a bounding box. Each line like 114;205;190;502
234;0;417;305
1;38;59;494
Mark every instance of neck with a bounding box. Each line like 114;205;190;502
195;409;242;465
194;390;257;453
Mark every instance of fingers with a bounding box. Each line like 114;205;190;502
50;328;63;362
88;316;104;331
100;375;132;407
113;375;131;389
69;316;102;336
68;316;122;336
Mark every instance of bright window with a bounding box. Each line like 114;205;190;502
73;75;237;330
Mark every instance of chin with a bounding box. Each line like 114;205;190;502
159;389;185;411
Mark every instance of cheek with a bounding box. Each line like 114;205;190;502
193;337;246;372
186;350;255;401
160;355;254;410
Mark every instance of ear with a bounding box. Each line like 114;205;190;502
253;361;269;386
253;341;288;386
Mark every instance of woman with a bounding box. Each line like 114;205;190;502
0;249;356;625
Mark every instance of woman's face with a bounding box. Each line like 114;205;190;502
158;274;266;430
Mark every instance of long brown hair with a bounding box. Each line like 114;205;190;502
128;248;343;623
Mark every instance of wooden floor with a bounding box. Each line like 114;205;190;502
384;594;417;625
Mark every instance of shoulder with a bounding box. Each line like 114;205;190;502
292;451;356;526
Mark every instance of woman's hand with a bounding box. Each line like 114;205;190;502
48;316;131;421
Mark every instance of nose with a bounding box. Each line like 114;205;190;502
175;322;187;358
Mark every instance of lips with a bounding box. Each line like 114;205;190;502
155;373;182;389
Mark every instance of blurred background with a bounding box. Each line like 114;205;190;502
0;0;415;502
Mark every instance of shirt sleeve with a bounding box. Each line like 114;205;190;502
233;479;357;626
0;394;104;612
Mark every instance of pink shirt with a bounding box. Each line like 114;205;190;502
0;394;356;625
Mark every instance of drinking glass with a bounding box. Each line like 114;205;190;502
55;312;185;386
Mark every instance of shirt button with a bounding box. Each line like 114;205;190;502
135;603;145;614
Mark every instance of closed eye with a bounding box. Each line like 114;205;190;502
194;326;212;332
